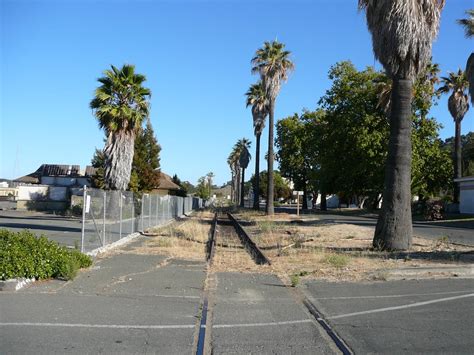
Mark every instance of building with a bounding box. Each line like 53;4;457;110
454;176;474;214
152;172;181;196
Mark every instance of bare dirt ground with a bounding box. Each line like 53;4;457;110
232;210;474;283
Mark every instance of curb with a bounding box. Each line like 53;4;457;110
0;278;35;291
86;232;142;257
378;265;474;280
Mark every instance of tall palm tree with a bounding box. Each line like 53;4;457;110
359;0;444;250
457;9;474;105
438;70;470;203
90;64;150;190
245;81;268;210
252;40;294;215
227;146;241;204
235;138;252;207
206;172;215;198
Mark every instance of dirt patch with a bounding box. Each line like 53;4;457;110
233;210;474;283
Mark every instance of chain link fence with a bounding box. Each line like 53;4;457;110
80;187;203;253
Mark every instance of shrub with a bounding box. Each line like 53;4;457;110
0;229;92;281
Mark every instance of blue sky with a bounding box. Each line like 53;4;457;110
1;0;473;186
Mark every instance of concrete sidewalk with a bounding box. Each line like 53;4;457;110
0;237;207;354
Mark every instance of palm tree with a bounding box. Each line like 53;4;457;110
359;0;444;250
90;64;150;190
457;10;474;105
252;40;294;215
206;172;215;198
438;70;470;203
245;81;268;210
227;146;241;204
235;138;252;207
457;9;474;37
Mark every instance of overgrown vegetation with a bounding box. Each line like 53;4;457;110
0;229;92;281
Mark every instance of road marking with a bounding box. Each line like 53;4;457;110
0;322;195;330
314;290;474;300
327;293;474;320
1;319;314;330
213;319;313;328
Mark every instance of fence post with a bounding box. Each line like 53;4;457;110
103;191;106;246
140;195;144;232
131;194;135;234
155;194;160;226
81;185;87;253
119;192;123;239
148;194;152;229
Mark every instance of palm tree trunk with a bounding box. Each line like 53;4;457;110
453;119;462;204
253;133;261;210
240;168;245;207
266;100;275;215
236;169;241;205
104;130;135;191
373;79;413;251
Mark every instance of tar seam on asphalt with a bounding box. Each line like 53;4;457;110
195;212;217;355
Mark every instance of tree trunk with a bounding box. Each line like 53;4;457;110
266;100;275;215
240;168;245;207
235;169;241;204
453;119;462;204
302;183;308;210
104;130;135;191
253;133;261;210
373;79;413;251
320;191;327;211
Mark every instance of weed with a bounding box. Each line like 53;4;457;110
323;253;350;269
290;274;300;287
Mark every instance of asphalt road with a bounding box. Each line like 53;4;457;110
1;234;473;353
0;237;207;354
0;210;82;247
304;278;474;354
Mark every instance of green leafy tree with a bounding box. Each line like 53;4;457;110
443;133;474;177
250;170;291;201
245;81;268;210
172;174;188;197
91;148;106;189
90;64;151;190
276;112;315;209
128;120;161;193
252;40;294;215
359;0;444;250
318;62;388;203
196;176;210;199
437;70;470;203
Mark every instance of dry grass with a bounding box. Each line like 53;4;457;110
113;211;215;261
233;211;474;282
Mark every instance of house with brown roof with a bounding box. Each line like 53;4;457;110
152;172;181;196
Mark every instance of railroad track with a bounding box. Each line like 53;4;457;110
194;210;351;355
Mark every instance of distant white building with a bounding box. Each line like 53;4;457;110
454;176;474;214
